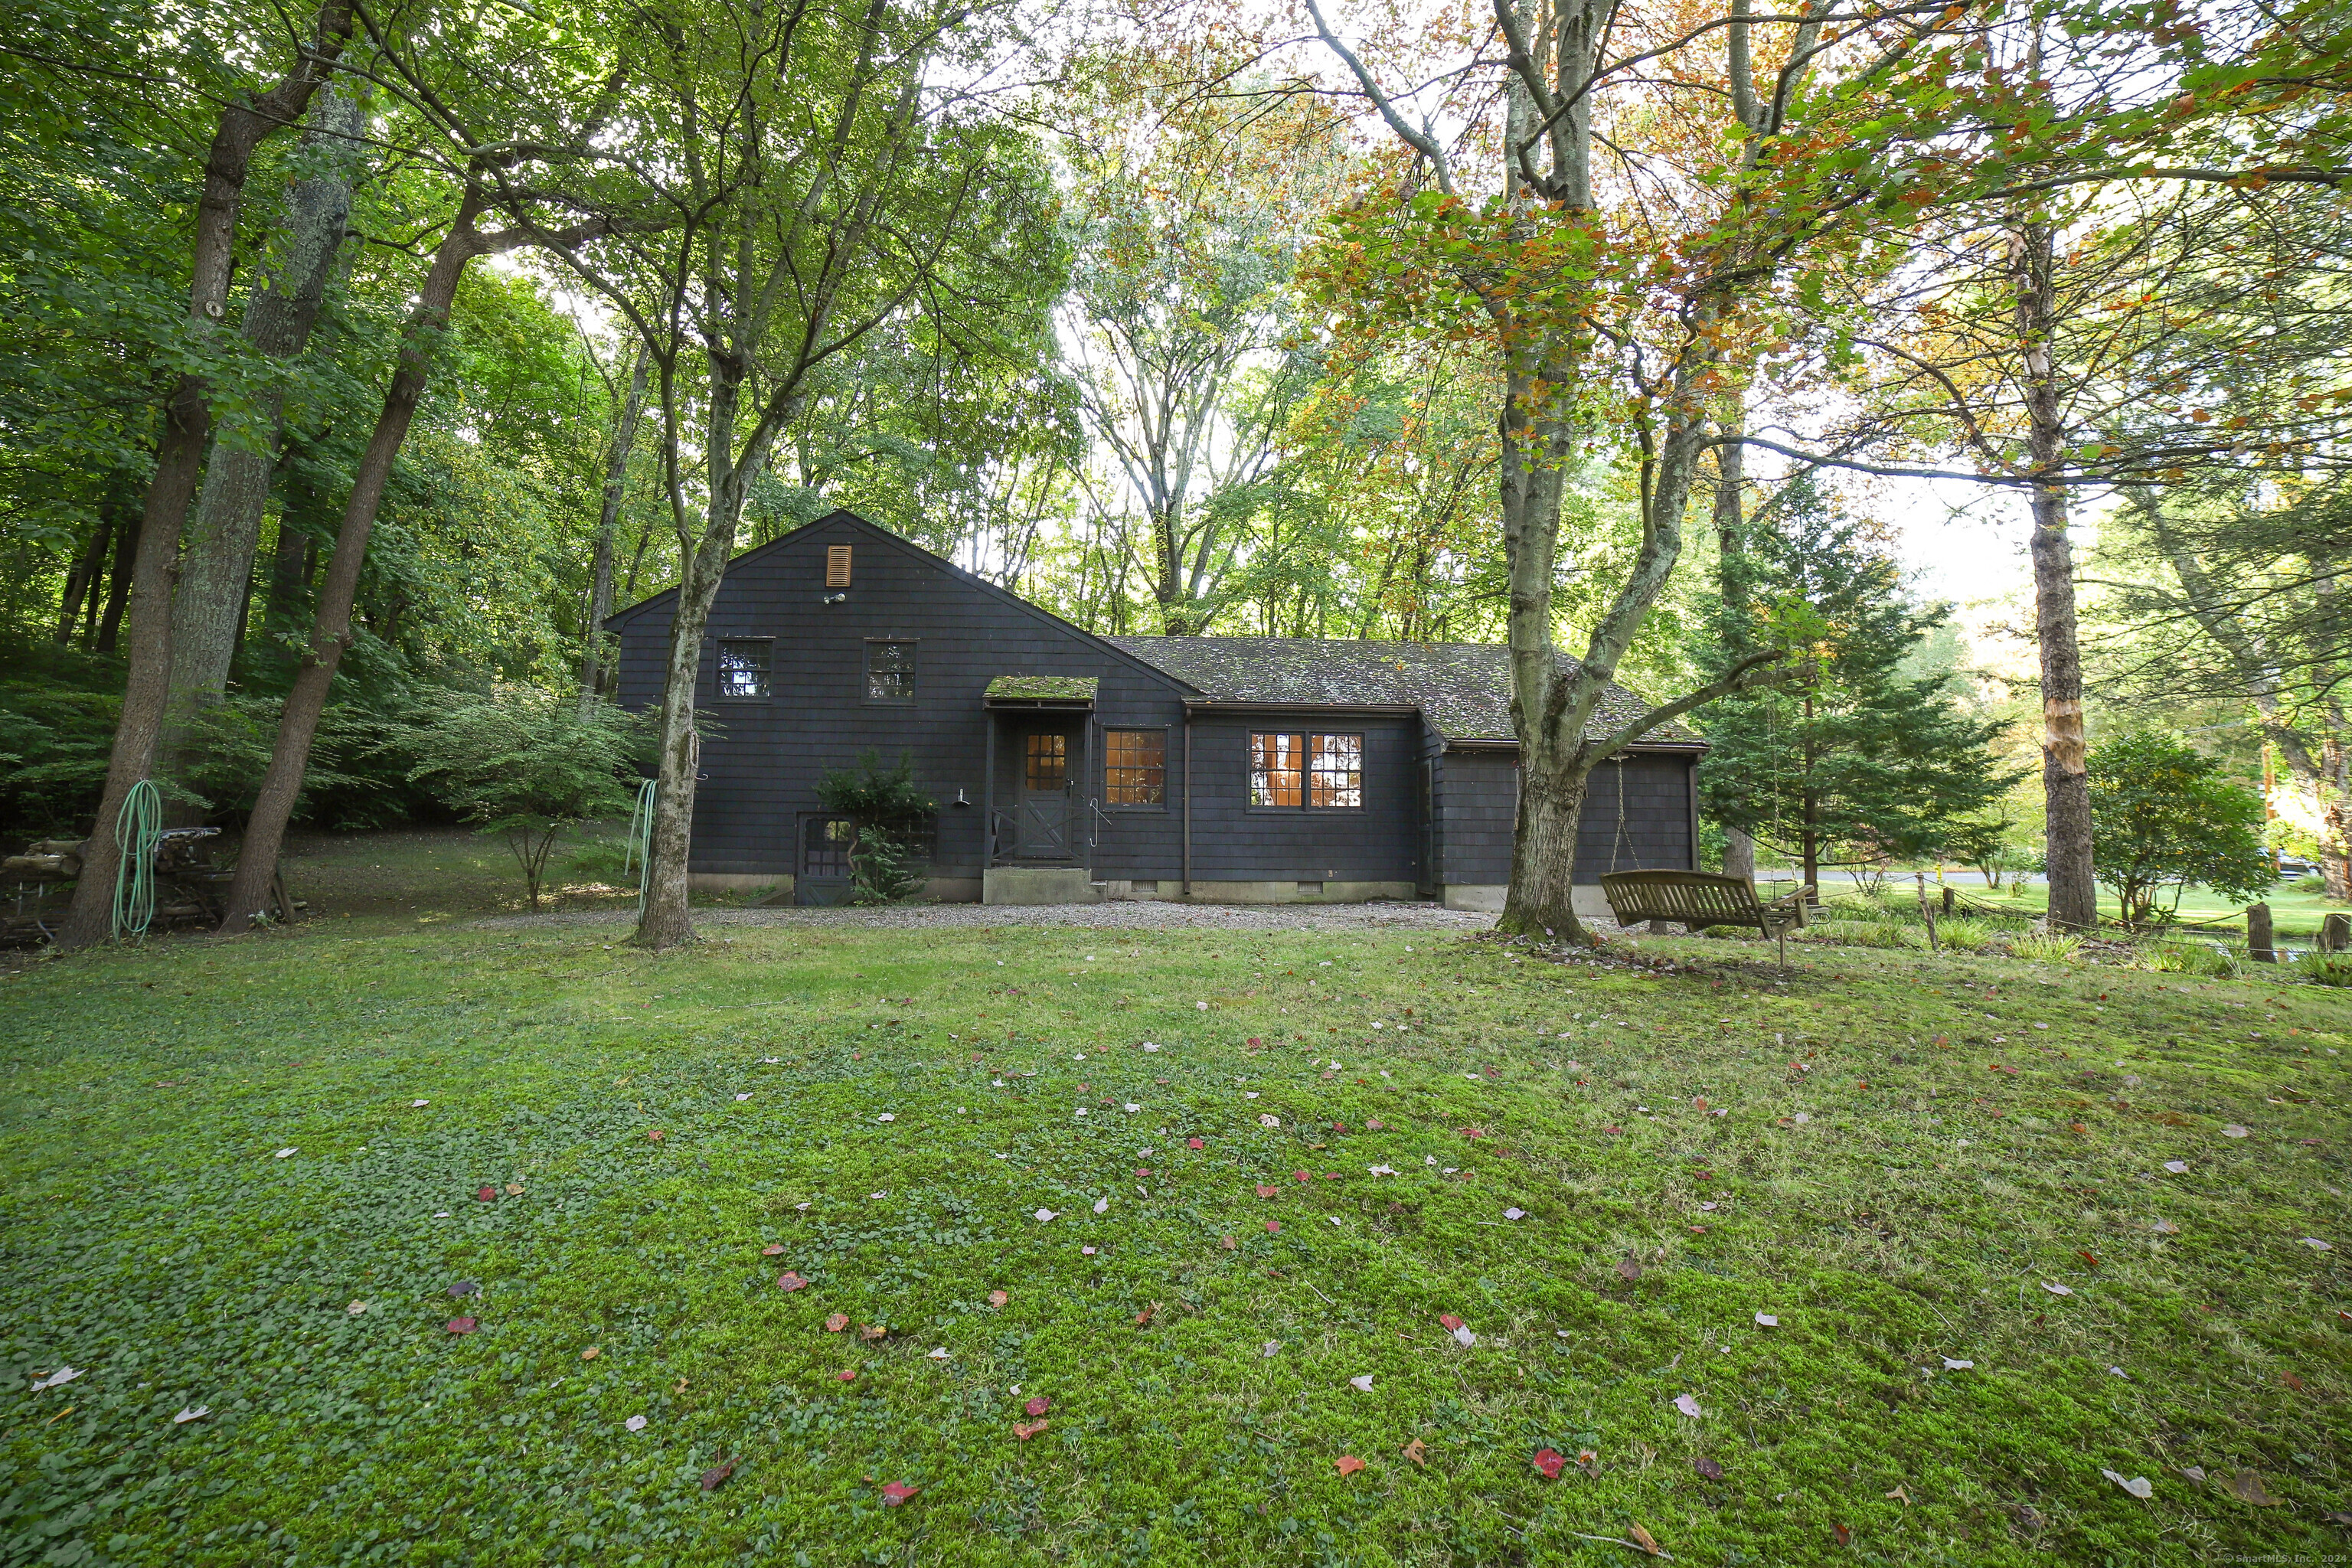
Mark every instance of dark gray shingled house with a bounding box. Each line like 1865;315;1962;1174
605;510;1704;912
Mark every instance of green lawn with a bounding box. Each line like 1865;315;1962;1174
1757;870;2346;942
2;901;2348;1564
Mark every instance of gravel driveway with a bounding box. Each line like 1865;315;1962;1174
477;900;1502;933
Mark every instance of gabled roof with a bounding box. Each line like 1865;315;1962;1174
1102;635;1698;747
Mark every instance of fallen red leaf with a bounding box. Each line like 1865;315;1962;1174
1533;1448;1568;1478
1332;1121;1348;1133
825;1313;850;1333
987;1290;1008;1308
446;1317;477;1334
1334;1455;1365;1477
1439;1313;1464;1331
1220;1234;1238;1250
648;1130;664;1142
836;1369;856;1382
1460;1127;1485;1138
2283;1371;2307;1392
1013;1419;1047;1440
879;1481;920;1506
1366;1119;1383;1131
475;1186;498;1203
1266;1220;1280;1233
1293;1171;1310;1183
1247;1037;1261;1047
762;1243;785;1256
1135;1302;1158;1326
701;1456;736;1491
1024;1394;1050;1416
2080;1251;2101;1268
1833;1523;1853;1547
1256;1184;1280;1199
776;1272;808;1292
1187;1138;1204;1149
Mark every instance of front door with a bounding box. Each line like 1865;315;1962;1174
1018;730;1072;860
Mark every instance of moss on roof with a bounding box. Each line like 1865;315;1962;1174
1101;636;1696;746
985;675;1099;703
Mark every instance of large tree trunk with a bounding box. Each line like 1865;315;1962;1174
579;346;649;707
2013;219;2097;932
217;192;499;935
159;83;365;812
52;1;353;951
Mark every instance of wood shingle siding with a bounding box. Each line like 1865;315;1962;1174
606;511;1704;897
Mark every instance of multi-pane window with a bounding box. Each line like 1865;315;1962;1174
1024;733;1067;789
1250;732;1362;809
716;639;772;698
865;639;916;703
803;816;854;877
1104;729;1166;805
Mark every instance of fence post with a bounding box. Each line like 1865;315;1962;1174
2320;911;2349;953
2247;903;2275;963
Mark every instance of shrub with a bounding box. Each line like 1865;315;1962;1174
2296;952;2352;988
1935;917;1995;952
2141;942;2197;973
2013;930;2084;965
2088;732;2275;929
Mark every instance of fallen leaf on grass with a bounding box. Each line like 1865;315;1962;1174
1694;1456;1724;1481
1533;1448;1569;1478
1885;1484;1911;1505
1349;1375;1374;1392
1618;1259;1642;1283
2303;1237;2334;1251
1187;1138;1204;1148
1942;1357;1974;1370
1256;1184;1280;1199
1402;1437;1426;1468
1674;1393;1702;1419
701;1456;736;1491
2282;1371;2307;1391
172;1406;208;1425
2042;1282;2074;1296
1577;1449;1601;1477
1832;1523;1853;1547
1220;1235;1238;1250
1334;1455;1365;1477
1135;1303;1158;1326
762;1244;785;1256
776;1272;808;1292
446;1317;477;1335
1024;1395;1050;1416
1754;1312;1779;1328
1013;1420;1047;1440
927;1346;950;1361
2102;1469;2153;1500
825;1313;851;1332
647;1131;663;1143
987;1291;1008;1308
2221;1124;2250;1138
581;1347;600;1361
2151;1219;2178;1234
1628;1524;1666;1557
836;1370;856;1383
2079;1251;2100;1268
861;1325;887;1342
1438;1314;1464;1331
2163;1161;2188;1173
625;1415;648;1432
476;1186;498;1203
879;1481;920;1506
1266;1220;1281;1234
1035;1209;1057;1223
448;1280;479;1298
2229;1470;2284;1506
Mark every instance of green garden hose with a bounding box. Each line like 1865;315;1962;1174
112;779;162;941
623;779;657;915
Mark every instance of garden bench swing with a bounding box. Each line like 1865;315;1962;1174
1591;719;1812;965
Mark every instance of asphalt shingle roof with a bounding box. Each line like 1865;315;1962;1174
1101;635;1697;746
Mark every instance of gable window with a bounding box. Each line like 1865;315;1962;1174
1250;732;1362;809
1104;729;1166;805
716;638;772;698
865;639;916;703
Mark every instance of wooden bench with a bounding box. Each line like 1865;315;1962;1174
1599;871;1815;964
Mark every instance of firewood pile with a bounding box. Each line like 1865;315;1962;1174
2;828;298;945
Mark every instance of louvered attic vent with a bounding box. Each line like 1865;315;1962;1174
826;545;852;586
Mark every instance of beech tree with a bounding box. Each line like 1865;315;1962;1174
524;0;1063;949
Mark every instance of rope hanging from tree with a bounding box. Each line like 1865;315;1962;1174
623;778;658;916
111;779;161;941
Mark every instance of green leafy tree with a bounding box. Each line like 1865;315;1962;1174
404;691;645;910
815;750;937;904
2088;731;2275;930
1699;479;2017;890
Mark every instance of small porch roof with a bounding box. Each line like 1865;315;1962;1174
984;675;1098;709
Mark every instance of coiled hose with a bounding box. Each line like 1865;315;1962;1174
622;778;658;916
112;779;162;941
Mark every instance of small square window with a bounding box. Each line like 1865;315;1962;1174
717;639;771;698
1104;729;1166;805
865;640;916;703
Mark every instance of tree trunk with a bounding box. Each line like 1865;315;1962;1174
2013;219;2097;933
52;0;354;952
94;511;139;653
579;346;649;707
217;191;498;935
56;516;110;645
160;83;365;812
1713;413;1754;882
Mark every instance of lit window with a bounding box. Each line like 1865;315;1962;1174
1104;730;1165;805
866;640;915;703
1251;732;1361;808
1024;733;1067;789
717;639;771;698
